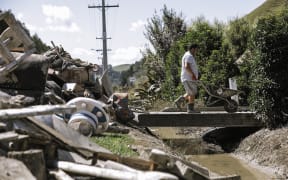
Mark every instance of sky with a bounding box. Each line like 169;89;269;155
1;0;266;66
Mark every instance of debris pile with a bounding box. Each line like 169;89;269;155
0;10;242;180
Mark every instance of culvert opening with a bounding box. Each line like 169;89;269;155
163;127;261;155
161;127;273;179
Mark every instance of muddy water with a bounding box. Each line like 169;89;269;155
152;127;275;180
186;154;273;180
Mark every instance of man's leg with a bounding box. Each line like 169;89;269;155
174;94;186;109
187;95;195;113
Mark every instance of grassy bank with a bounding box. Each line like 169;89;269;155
90;133;138;157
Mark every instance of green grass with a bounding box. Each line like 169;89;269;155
90;133;138;157
112;64;131;72
245;0;288;24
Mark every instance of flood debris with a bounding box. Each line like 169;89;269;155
150;149;240;180
0;10;243;180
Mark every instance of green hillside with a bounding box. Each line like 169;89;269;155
112;64;131;72
245;0;288;23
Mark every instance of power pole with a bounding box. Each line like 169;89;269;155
88;0;119;72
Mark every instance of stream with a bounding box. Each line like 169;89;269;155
151;127;275;179
186;154;271;180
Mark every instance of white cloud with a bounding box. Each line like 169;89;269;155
63;46;144;66
42;5;71;22
110;46;144;65
71;48;94;57
37;4;80;33
25;23;45;32
129;20;146;32
47;22;80;32
16;13;24;21
15;13;42;32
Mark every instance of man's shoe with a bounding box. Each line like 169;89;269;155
187;109;194;113
174;96;185;109
187;103;195;113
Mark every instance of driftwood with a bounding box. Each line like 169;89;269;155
49;169;74;180
96;152;155;171
50;160;178;180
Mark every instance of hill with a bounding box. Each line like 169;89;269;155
245;0;288;23
112;64;131;72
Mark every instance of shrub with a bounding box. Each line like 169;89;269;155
249;9;288;128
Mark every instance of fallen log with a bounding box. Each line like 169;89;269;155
50;160;178;180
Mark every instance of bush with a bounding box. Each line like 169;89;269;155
249;9;288;128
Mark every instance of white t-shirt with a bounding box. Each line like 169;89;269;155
180;51;198;82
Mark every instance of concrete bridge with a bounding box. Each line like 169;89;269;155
135;109;262;127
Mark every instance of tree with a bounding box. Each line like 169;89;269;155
226;18;251;59
31;34;50;54
144;5;186;64
141;48;165;84
186;17;224;67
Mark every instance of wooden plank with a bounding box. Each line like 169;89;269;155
0;104;76;119
94;151;155;171
0;131;19;141
136;112;262;127
26;117;111;158
119;156;154;171
0;122;7;131
8;149;47;180
161;106;250;112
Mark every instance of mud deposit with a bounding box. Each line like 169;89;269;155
186;154;274;180
150;127;276;179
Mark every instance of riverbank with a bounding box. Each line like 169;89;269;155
125;125;287;179
234;127;288;179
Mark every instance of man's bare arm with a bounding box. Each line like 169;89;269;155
184;62;197;80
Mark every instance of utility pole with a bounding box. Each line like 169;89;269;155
88;0;119;72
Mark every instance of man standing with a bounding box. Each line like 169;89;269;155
174;44;199;113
